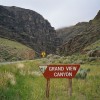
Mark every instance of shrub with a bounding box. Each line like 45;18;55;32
88;57;97;62
75;68;90;79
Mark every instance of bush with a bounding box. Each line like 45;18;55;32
75;68;90;79
88;57;97;62
74;60;84;64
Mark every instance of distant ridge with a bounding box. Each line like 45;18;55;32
56;10;100;55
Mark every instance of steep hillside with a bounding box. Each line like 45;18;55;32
83;39;100;57
84;39;100;51
57;10;100;55
0;38;35;62
56;22;88;42
0;5;60;54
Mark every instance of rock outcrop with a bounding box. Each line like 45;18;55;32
87;50;100;57
0;5;60;55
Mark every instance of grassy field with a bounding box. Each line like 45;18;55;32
0;38;35;62
0;56;100;100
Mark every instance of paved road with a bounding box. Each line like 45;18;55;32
0;60;30;65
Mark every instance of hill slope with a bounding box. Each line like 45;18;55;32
0;38;35;62
57;10;100;55
84;39;100;51
0;5;60;54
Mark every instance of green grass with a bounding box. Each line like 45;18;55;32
0;57;100;100
0;37;33;49
0;38;35;62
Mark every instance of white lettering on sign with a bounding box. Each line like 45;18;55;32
66;67;76;71
54;72;72;77
49;67;64;71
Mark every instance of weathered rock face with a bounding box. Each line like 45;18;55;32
0;5;60;55
56;22;88;43
57;11;100;55
87;50;100;57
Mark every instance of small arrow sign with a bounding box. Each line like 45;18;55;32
41;51;46;58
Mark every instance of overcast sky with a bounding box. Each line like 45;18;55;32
0;0;100;29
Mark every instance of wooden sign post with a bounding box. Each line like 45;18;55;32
68;79;72;97
39;64;80;99
46;79;50;98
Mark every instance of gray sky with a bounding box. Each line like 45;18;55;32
0;0;100;29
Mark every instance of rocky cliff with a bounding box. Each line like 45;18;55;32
0;5;60;55
57;10;100;55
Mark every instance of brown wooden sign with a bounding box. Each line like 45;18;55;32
39;64;80;98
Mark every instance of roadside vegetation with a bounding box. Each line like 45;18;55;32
0;54;100;100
